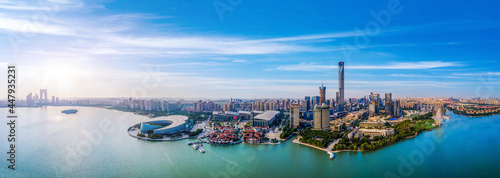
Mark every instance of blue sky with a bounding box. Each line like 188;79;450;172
0;0;499;99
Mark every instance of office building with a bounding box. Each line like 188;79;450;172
393;100;400;117
290;103;300;129
370;93;380;115
304;96;311;111
40;89;48;104
311;96;320;107
385;93;393;117
319;83;326;104
329;98;335;109
337;61;344;112
26;93;34;106
313;104;330;130
336;92;342;112
369;101;376;117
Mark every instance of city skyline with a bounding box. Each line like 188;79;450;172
1;0;499;99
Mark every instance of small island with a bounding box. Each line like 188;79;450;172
61;109;78;114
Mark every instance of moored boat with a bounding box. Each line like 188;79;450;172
328;152;335;159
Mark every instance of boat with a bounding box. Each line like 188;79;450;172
192;144;199;150
62;109;78;114
328;152;335;159
199;147;205;153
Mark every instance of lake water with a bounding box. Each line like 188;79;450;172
1;106;500;177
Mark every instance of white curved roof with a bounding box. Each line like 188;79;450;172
142;115;188;130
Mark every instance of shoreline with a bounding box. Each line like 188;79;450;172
447;109;500;118
128;129;194;141
292;137;363;153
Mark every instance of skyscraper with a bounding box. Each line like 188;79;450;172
385;93;393;117
40;89;48;104
369;101;376;117
313;104;330;130
370;92;380;115
329;98;335;109
26;93;33;106
304;96;311;111
337;61;344;112
311;96;320;106
336;92;341;112
319;83;326;104
290;103;300;129
393;100;400;118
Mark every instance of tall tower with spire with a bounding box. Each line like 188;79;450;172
337;61;344;112
319;82;326;104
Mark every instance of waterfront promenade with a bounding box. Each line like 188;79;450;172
293;137;362;153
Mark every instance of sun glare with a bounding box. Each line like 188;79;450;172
43;66;76;91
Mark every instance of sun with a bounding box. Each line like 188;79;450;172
42;65;76;91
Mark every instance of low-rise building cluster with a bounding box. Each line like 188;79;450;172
207;126;240;144
242;127;267;144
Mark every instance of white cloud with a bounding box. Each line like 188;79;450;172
0;15;77;36
452;72;500;76
275;61;459;71
0;0;83;11
232;59;247;63
140;62;223;67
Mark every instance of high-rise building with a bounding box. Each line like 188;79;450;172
337;61;344;112
319;83;326;104
370;93;380;115
385;93;393;117
369;101;376;117
285;99;291;111
40;89;48;104
393;100;400;118
223;103;231;111
290;103;300;129
26;93;34;106
311;96;320;107
304;96;311;111
336;92;341;112
329;98;335;109
313;104;330;130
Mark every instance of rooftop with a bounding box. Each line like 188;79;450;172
142;115;188;131
254;111;280;121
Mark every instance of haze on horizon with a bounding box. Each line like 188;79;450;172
0;0;499;100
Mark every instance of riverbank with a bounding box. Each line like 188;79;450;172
293;137;332;152
447;106;500;117
207;139;243;145
450;111;500;117
292;137;363;153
